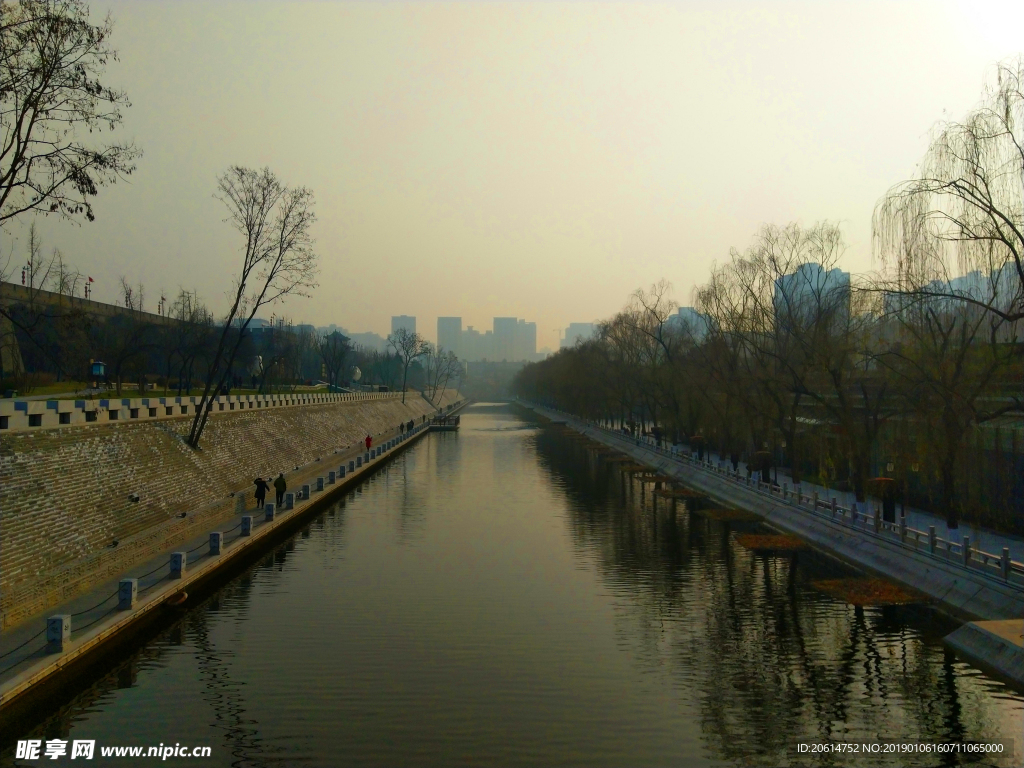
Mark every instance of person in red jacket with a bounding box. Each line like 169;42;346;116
364;434;372;451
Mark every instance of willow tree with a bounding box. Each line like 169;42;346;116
874;57;1024;324
187;167;318;448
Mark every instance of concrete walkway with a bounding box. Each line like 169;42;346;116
0;415;442;699
675;441;1024;564
584;418;1024;563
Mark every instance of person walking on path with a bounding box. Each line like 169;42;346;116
400;422;405;435
254;477;270;509
365;434;373;452
274;473;287;507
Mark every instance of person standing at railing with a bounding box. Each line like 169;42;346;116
274;473;287;507
253;477;270;509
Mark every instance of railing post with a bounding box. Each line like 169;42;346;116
1002;547;1011;580
873;506;880;533
170;552;186;578
830;497;837;518
46;615;71;653
241;515;253;536
118;578;137;610
928;526;937;554
783;482;788;500
962;536;971;566
812;491;818;512
899;513;907;543
209;531;223;555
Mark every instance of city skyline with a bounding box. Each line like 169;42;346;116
2;1;1019;352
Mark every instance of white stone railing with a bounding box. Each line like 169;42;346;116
533;403;1024;589
0;390;402;432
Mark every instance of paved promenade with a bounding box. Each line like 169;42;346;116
679;442;1024;563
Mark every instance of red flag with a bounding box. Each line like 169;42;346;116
88;276;94;282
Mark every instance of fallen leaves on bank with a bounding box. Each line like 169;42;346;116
694;508;762;522
734;533;806;551
811;578;921;606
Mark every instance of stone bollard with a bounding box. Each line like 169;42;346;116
962;536;971;566
235;493;246;514
899;513;907;542
339;466;347;479
285;493;294;510
328;471;336;484
170;552;186;579
301;484;310;500
210;531;223;555
46;615;71;653
928;526;937;554
265;502;276;522
118;578;138;610
348;461;355;473
356;456;362;468
316;477;324;492
1002;547;1011;580
241;516;253;536
365;451;370;463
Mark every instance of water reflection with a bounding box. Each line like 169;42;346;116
1;404;1019;768
535;425;1020;766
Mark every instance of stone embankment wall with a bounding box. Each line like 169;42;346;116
0;391;458;629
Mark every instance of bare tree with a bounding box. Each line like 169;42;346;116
387;327;427;403
881;298;1018;528
0;0;140;226
874;57;1024;324
365;348;401;391
94;275;152;394
315;330;350;390
423;344;460;402
187;166;318;448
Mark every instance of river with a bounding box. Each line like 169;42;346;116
2;403;1020;767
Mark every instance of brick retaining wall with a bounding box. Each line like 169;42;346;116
0;391;458;629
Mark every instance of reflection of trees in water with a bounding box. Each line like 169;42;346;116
534;430;1017;765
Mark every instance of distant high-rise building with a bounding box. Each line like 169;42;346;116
560;322;596;349
516;319;537;361
773;263;850;331
666;307;707;341
493;317;517;362
437;317;462;356
391;315;416;336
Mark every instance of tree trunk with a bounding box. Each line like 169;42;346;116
941;456;959;529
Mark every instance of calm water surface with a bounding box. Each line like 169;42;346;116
3;404;1021;767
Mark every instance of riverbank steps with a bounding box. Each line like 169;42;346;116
0;391;459;629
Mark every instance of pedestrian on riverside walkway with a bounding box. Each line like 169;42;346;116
365;434;372;451
400;422;405;435
254;477;270;509
274;473;287;507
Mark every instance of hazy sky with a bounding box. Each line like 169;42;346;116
5;0;1023;350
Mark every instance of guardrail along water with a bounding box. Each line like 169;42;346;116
1;403;1020;767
